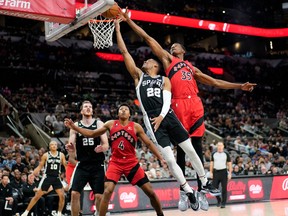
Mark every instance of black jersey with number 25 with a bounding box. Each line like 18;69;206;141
76;119;105;163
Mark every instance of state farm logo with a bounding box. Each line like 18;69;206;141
0;0;31;9
248;180;263;199
282;178;288;191
227;180;246;200
118;186;138;208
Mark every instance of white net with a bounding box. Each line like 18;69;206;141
88;15;115;49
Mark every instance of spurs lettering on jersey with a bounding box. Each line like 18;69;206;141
142;78;163;88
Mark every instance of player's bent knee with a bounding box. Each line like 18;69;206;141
71;191;81;198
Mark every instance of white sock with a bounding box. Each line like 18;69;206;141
57;211;62;216
199;176;208;186
181;182;193;193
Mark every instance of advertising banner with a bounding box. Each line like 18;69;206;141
0;0;75;23
82;176;278;214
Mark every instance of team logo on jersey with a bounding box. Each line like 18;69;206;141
127;126;132;130
110;129;134;144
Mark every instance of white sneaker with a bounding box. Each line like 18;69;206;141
197;191;209;211
178;190;189;211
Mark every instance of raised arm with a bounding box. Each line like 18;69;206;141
33;153;47;175
119;10;172;68
64;118;112;138
115;20;142;86
135;123;164;162
194;66;257;91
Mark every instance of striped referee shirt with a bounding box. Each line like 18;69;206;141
211;151;231;170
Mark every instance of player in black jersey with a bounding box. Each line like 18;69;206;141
21;141;66;216
116;20;222;211
67;100;109;216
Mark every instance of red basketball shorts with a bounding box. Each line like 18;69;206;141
106;159;146;185
66;161;76;186
172;96;205;137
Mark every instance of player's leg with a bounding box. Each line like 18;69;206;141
191;137;204;191
176;145;189;211
70;165;88;216
55;188;66;215
99;182;116;216
21;189;45;216
140;182;164;216
158;145;200;211
191;137;209;211
87;164;105;215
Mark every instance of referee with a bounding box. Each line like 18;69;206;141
210;141;232;208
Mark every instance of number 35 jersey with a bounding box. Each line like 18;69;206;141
136;73;165;116
109;120;138;162
76;119;104;163
165;56;199;99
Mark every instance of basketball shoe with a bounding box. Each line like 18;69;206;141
186;191;200;211
178;190;189;211
197;191;209;211
201;180;221;196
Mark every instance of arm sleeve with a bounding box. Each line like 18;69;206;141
160;90;172;118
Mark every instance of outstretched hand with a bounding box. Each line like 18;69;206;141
118;7;129;21
64;118;76;129
241;82;257;92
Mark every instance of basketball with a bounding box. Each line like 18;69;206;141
102;3;120;19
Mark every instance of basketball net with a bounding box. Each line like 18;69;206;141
88;15;115;49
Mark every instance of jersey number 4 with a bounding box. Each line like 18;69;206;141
118;141;124;150
147;87;161;98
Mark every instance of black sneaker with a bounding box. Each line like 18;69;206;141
186;191;200;211
201;180;221;196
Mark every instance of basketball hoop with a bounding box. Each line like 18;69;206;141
88;15;115;49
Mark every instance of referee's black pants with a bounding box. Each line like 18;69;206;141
212;169;228;205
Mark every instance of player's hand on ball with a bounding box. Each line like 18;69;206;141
118;7;129;21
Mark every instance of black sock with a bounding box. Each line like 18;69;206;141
157;213;164;216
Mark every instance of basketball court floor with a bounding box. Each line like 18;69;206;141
112;199;288;216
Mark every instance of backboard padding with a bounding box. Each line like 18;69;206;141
45;0;114;42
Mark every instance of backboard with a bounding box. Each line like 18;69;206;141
45;0;115;42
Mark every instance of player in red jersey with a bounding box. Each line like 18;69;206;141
64;104;165;216
118;9;257;211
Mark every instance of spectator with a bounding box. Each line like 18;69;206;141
2;153;16;171
55;101;65;114
0;174;13;216
12;156;26;173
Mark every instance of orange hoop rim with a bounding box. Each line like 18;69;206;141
89;18;116;23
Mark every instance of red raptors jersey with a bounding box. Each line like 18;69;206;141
165;57;199;98
109;120;138;162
